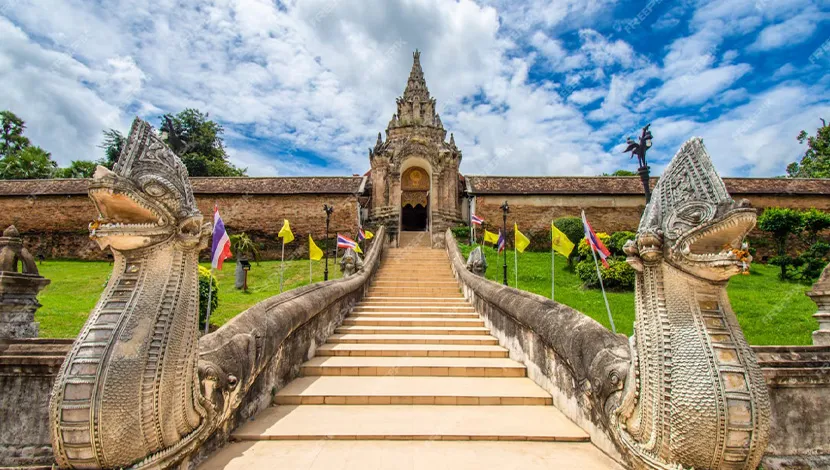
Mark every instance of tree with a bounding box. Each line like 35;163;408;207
159;109;246;177
0;111;31;159
601;169;637;176
787;118;830;178
757;208;804;279
0;146;57;179
99;129;125;169
58;160;98;178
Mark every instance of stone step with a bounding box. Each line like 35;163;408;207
354;305;475;312
357;300;470;307
273;376;553;406
335;325;491;335
366;288;462;296
327;333;499;345
348;311;479;319
301;356;524;377
372;281;459;287
342;317;484;328
232;405;587;442
315;343;508;358
361;297;467;302
200;440;624;470
366;292;465;299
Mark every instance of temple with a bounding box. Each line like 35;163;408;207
367;50;464;247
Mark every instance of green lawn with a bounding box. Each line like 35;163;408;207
35;259;342;338
459;244;819;345
34;248;819;345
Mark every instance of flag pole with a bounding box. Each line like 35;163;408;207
204;269;214;335
280;239;285;293
551;227;555;301
588;238;616;334
309;257;313;284
334;243;339;279
514;243;518;288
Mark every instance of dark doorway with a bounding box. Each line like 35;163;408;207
401;204;428;231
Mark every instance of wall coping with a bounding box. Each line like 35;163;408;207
0;176;364;196
465;175;830;196
1;175;825;197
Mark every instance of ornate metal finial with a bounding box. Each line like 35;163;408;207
622;123;654;203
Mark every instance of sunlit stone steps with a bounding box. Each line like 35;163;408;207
273;376;553;406
198;246;627;470
315;343;509;358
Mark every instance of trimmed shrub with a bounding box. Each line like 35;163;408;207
553;217;584;266
451;225;472;243
198;265;219;330
577;232;612;259
802;208;830;244
609;231;636;256
575;258;635;290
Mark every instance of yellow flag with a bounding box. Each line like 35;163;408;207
364;230;374;240
514;223;530;253
483;229;499;244
308;235;323;261
278;219;294;244
551;222;575;257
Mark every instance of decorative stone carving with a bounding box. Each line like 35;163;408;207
49;118;219;469
0;225;50;338
616;137;770;469
339;248;363;277
808;264;830;346
465;246;487;276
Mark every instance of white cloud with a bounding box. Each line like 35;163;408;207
749;13;821;51
0;0;827;180
651;64;752;106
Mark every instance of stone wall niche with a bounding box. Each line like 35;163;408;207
0;225;50;338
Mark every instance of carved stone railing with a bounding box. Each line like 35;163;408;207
445;229;631;462
189;225;386;467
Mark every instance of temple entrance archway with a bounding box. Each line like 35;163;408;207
400;165;430;232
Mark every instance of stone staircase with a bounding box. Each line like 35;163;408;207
199;248;622;469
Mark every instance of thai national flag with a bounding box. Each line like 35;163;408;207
496;230;506;253
211;205;232;270
337;234;358;250
582;211;611;268
471;214;484;226
357;227;366;242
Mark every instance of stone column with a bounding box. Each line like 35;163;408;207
0;225;50;338
808;265;830;346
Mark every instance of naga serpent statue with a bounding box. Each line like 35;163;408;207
615;137;770;469
49;118;227;469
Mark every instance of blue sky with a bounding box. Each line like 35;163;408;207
1;0;828;177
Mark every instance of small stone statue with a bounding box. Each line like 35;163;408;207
339;248;364;277
0;225;51;338
465;246;487;276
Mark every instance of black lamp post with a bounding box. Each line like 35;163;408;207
500;200;509;286
466;193;475;245
323;204;334;281
623;123;654;203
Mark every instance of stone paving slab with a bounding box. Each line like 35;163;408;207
232;405;588;441
198;440;624;470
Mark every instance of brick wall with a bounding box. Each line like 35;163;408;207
473;193;830;259
2;177;828;260
1;193;360;260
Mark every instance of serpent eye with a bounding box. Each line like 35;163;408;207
144;182;168;197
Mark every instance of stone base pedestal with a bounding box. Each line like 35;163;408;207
0;273;49;339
